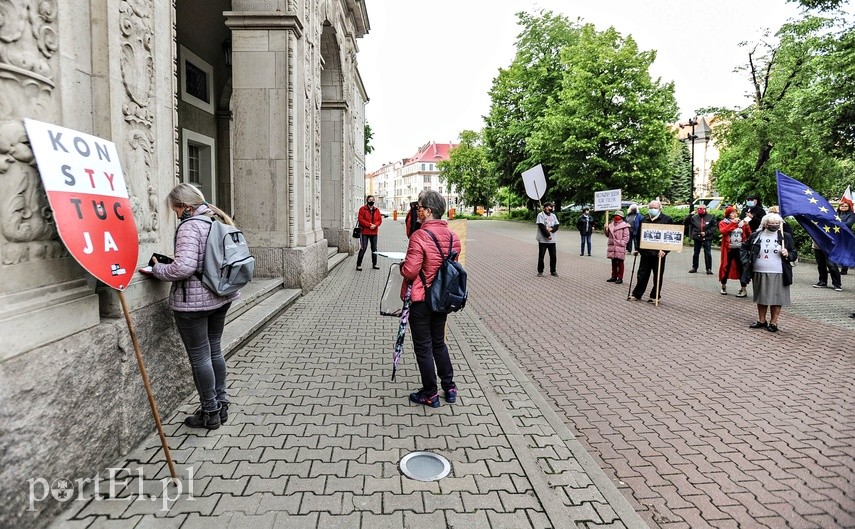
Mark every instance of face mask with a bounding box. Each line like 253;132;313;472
747;200;756;208
648;208;659;218
614;216;622;222
367;201;375;206
180;209;192;221
698;208;706;215
766;224;780;231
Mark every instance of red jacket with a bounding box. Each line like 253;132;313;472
718;218;752;281
358;205;382;236
400;219;461;302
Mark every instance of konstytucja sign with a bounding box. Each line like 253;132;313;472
25;119;139;290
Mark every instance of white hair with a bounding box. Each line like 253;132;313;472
760;213;783;230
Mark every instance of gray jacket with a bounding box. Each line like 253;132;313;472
152;205;239;311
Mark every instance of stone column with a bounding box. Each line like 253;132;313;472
225;7;327;291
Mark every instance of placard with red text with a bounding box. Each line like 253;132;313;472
24;119;139;290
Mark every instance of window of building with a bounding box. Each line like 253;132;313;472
421;163;425;171
424;175;431;184
181;129;216;202
180;46;214;114
187;144;201;184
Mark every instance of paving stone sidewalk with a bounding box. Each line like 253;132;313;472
49;221;648;528
463;220;855;529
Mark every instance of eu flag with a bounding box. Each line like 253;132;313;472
776;170;855;268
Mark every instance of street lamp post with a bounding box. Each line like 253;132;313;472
680;117;698;213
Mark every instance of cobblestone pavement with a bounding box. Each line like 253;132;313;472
49;220;650;528
464;220;855;529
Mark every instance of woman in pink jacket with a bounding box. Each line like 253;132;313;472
150;183;239;430
605;211;631;284
400;190;462;408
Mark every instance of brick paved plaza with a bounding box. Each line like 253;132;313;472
49;219;853;528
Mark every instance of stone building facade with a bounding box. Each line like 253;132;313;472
0;1;369;527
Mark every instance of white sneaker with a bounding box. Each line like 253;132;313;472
736;288;747;298
720;286;727;295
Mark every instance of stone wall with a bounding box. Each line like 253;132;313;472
0;302;191;529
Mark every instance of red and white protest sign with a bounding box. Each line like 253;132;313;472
24;119;139;291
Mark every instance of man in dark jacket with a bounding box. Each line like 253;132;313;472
688;205;719;274
740;193;766;233
576;207;595;256
630;200;674;303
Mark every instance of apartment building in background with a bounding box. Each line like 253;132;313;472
368;141;459;212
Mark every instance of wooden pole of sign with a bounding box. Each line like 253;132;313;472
654;253;663;307
118;291;178;482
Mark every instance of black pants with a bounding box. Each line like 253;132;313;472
357;234;378;267
814;248;841;288
692;239;712;271
409;301;453;395
721;247;745;286
173;303;231;413
537;243;557;274
632;252;667;300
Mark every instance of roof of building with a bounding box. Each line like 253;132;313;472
405;141;457;164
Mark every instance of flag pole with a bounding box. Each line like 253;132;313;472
119;291;178;481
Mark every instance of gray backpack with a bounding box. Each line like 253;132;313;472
183;216;255;296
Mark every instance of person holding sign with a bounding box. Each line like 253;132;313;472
741;213;797;332
630;200;673;303
605;211;630;284
149;184;240;430
536;202;560;276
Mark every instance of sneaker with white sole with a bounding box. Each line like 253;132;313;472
736;288;747;298
720;285;727;295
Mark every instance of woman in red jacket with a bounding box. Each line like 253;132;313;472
400;190;462;408
718;206;751;297
356;195;382;270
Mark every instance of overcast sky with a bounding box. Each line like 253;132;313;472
358;0;807;171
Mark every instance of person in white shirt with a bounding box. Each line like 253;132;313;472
536;202;560;276
742;213;797;333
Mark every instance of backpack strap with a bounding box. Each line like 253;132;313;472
177;214;215;288
418;229;449;290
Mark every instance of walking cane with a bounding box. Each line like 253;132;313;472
626;252;638;300
654;253;663;307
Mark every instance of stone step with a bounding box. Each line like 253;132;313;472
328;252;348;272
225;278;284;325
223;287;301;358
327;245;338;258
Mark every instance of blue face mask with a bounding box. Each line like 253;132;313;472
747;200;756;208
648;208;660;218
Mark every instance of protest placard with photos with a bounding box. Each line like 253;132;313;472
639;224;685;252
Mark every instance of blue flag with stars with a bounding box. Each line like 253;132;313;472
776;170;855;268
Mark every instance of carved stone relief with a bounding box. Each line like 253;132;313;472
0;1;63;264
0;120;63;264
118;0;158;243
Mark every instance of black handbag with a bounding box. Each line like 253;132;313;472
352;213;362;239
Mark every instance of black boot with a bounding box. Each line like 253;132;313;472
219;402;229;424
184;408;221;430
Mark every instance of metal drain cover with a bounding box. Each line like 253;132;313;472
399;451;451;481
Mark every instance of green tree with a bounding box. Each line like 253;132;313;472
668;138;692;203
437;130;498;210
527;24;679;203
713;15;850;202
364;123;374;155
483;11;582;205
